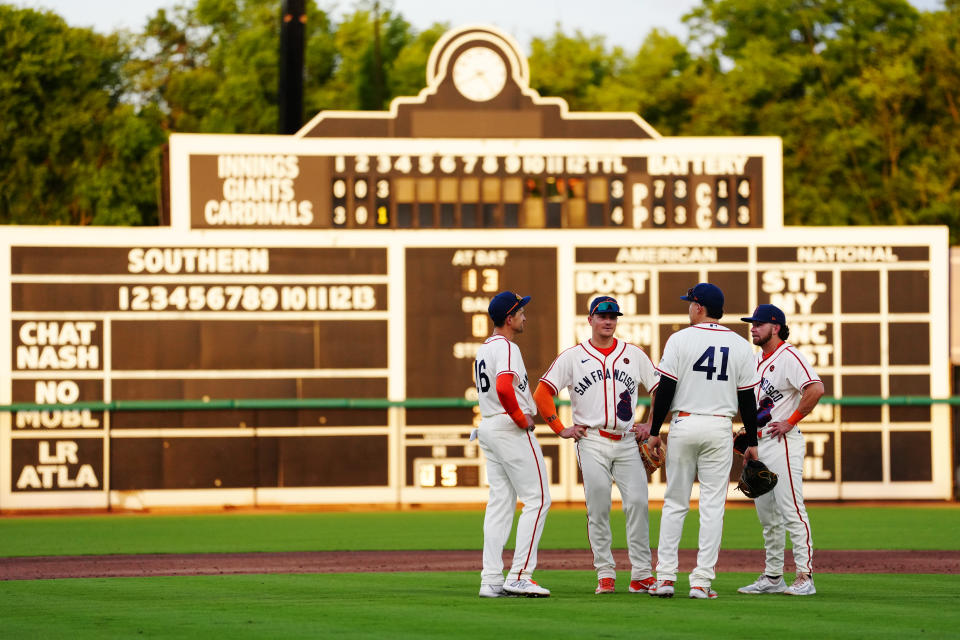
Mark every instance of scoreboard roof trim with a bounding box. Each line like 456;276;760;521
296;24;662;141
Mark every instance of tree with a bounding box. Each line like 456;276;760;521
0;6;164;225
129;0;337;133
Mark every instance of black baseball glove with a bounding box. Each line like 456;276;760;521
737;459;778;499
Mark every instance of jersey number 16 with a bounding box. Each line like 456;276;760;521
693;346;729;381
475;359;491;392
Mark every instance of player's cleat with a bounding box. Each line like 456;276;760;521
595;577;616;594
737;574;787;594
784;574;816;596
650;579;675;598
689;586;719;599
478;584;506;598
503;578;551;597
629;577;657;593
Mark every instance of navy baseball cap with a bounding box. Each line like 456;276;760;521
741;303;787;326
681;282;724;309
488;291;530;324
588;296;623;316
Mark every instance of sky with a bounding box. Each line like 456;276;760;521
12;0;946;53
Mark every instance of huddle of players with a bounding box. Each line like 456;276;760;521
475;284;822;599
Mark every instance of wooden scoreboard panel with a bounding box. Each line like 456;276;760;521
0;227;950;509
0;26;952;509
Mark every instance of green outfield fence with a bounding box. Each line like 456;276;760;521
1;396;959;412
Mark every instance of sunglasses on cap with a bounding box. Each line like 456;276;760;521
590;298;622;316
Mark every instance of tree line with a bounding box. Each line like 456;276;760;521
1;0;958;241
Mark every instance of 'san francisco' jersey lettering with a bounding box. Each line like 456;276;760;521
755;342;821;423
540;340;659;432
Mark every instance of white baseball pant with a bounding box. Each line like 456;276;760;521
577;431;653;581
477;413;551;586
655;414;733;589
755;428;814;575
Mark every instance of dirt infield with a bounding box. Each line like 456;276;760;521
2;549;957;580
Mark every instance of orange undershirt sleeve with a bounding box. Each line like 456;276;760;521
534;382;564;435
496;373;527;429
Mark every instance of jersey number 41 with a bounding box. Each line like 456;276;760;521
693;346;729;381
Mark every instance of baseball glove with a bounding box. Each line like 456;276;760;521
639;441;664;475
737;459;778;499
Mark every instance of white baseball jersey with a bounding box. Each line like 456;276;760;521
755;341;821;425
657;323;759;415
475;335;535;418
539;339;659;432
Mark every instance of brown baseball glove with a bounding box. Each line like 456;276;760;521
737;459;778;499
639;441;664;474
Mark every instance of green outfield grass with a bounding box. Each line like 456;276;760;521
0;505;957;557
1;571;958;639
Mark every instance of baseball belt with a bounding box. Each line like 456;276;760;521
676;411;727;418
597;429;624;441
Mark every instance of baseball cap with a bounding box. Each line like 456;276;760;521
681;282;724;309
588;296;623;316
488;291;531;324
741;303;787;326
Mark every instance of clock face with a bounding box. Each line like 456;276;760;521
452;46;508;102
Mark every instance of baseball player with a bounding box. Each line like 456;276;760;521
737;304;823;597
645;283;760;599
475;291;551;598
534;296;660;595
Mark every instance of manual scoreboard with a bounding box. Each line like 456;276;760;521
0;25;951;510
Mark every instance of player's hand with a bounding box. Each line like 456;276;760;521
524;414;535;431
742;445;758;465
765;420;794;441
560;425;587;441
631;422;652;441
646;435;663;458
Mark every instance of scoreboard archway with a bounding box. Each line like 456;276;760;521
0;25;950;510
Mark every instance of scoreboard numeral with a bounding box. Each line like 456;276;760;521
674;205;686;225
481;268;499;292
355;155;370;173
377;155;391;172
471;313;488;338
653;179;666;199
354;179;368;199
333;179;347;198
717;179;729;199
717;206;729;225
673;178;687;199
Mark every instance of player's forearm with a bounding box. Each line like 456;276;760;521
495;374;527;428
533;382;564;434
648;377;676;437
789;382;825;425
737;388;759;446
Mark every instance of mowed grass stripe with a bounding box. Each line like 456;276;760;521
0;506;957;557
0;572;958;639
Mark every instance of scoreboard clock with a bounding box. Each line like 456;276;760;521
0;25;951;510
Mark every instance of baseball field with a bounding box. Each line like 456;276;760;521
1;504;958;638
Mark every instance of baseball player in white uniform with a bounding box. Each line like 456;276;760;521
737;304;824;597
534;296;660;595
645;283;760;599
475;291;551;598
